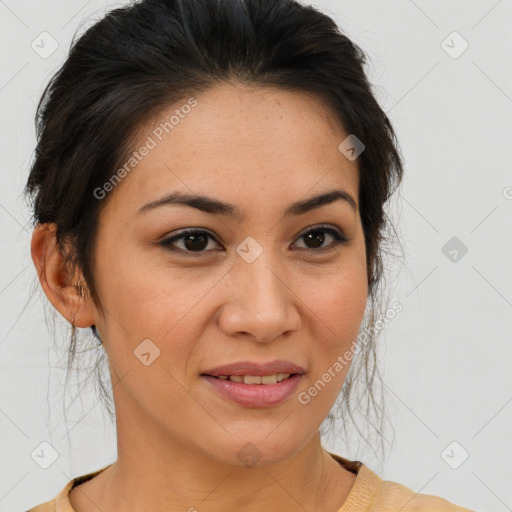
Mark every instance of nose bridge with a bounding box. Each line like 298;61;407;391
238;239;284;307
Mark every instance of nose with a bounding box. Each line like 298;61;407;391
218;249;301;342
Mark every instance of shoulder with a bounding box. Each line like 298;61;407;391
327;451;474;512
26;465;112;512
374;478;475;511
25;479;74;512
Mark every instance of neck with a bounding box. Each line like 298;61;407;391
69;387;357;512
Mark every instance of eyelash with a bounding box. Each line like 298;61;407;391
158;224;348;256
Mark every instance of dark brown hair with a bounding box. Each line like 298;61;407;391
25;0;404;461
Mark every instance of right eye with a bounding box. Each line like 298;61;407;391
158;229;223;255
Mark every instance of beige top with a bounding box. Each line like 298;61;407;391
26;452;474;511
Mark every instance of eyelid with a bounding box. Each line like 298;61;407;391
291;224;347;250
159;228;222;251
295;223;346;240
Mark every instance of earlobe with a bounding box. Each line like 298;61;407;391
30;222;96;328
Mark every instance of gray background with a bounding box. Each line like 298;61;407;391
0;1;511;511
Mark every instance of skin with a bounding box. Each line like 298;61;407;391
31;81;368;512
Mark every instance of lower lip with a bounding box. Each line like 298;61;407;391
201;374;303;407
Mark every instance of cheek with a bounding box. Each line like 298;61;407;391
307;255;368;343
301;248;368;384
94;241;218;362
298;266;367;415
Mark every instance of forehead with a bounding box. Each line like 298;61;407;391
104;82;359;216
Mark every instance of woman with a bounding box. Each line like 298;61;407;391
25;0;474;510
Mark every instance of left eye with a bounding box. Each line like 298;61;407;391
292;226;347;251
159;226;347;255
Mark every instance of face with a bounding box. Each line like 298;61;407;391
89;82;368;466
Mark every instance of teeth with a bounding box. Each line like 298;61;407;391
215;373;292;384
261;374;277;384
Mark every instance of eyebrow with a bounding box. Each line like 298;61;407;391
137;189;358;220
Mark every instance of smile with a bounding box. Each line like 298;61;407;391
212;373;292;384
201;373;303;407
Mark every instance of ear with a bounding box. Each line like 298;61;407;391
30;223;97;328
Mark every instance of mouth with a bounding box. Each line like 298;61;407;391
202;373;295;384
200;373;303;407
199;360;305;407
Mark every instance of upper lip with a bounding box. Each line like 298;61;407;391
201;360;306;377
